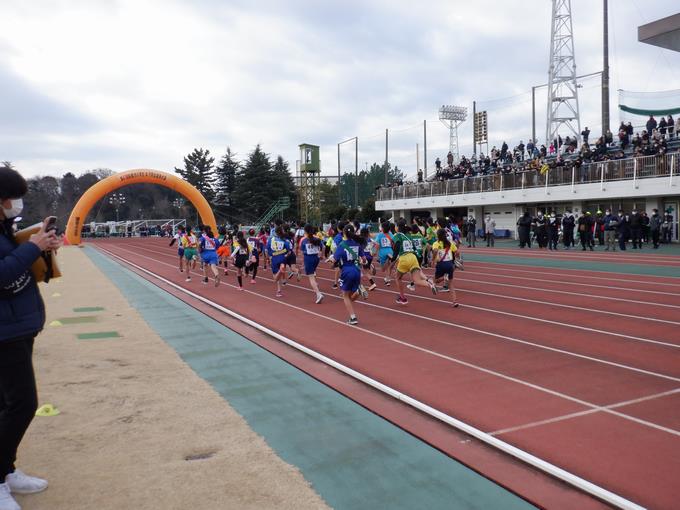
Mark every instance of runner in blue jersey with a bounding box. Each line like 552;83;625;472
375;221;394;286
329;221;346;290
328;224;368;325
267;225;292;297
199;226;221;287
300;224;324;304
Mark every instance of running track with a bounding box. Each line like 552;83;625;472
90;238;680;509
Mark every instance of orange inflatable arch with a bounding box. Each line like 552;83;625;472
65;169;217;245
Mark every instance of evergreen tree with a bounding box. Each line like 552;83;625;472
174;148;216;202
232;145;274;223
213;147;240;222
271;155;297;219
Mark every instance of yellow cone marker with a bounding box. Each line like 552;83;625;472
36;404;60;417
49;320;63;327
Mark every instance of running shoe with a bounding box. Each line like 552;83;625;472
276;291;283;297
288;272;295;280
407;282;415;291
347;317;358;326
368;283;377;291
296;272;301;282
237;287;244;291
332;283;338;290
454;259;464;270
452;302;460;308
438;285;450;293
371;265;376;276
359;285;368;300
430;283;438;295
202;277;209;285
250;279;257;284
185;277;191;282
315;293;324;304
395;296;408;306
214;275;220;287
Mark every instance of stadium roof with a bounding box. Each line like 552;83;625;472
638;13;680;52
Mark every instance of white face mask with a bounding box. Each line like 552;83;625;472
1;198;23;219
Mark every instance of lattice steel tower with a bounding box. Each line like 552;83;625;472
545;0;581;146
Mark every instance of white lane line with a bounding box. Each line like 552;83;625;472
462;248;680;266
312;264;680;325
126;243;680;368
103;243;680;394
431;276;680;309
489;388;680;437
455;270;680;297
95;245;649;510
456;261;680;288
311;266;680;350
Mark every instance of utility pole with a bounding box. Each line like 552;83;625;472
385;128;389;185
354;137;358;209
423;120;428;180
337;143;341;205
531;86;536;143
602;0;610;136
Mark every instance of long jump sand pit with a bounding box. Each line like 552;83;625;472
17;246;329;510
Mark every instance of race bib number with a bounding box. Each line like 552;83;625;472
380;237;391;248
402;240;414;253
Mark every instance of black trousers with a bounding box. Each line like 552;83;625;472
651;229;660;248
631;228;642;249
0;336;38;480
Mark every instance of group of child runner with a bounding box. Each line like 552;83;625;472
169;217;463;325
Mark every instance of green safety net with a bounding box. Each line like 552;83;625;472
619;104;680;116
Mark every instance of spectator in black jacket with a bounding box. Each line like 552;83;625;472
629;209;643;249
534;211;547;249
578;212;594;251
517;212;532;248
562;210;575;249
581;127;590;145
646;115;657;133
1;166;62;509
617;210;630;250
649;209;662;249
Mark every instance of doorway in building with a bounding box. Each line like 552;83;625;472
663;200;678;242
443;207;467;223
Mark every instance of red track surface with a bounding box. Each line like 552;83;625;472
91;238;680;509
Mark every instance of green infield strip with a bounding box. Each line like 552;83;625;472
77;331;121;340
463;252;680;278
85;247;535;510
57;316;99;324
73;306;106;313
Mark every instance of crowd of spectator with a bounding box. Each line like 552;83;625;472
425;114;680;182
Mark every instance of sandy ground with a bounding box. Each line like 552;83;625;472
16;246;330;510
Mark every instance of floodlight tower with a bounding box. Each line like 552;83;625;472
546;0;581;146
439;105;467;163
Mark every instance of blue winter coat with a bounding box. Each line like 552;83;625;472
0;224;45;343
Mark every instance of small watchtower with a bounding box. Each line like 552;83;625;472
298;143;321;224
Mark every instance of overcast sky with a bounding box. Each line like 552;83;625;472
1;0;679;181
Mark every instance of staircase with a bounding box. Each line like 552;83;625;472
254;197;290;230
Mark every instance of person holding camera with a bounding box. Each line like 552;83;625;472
1;166;62;510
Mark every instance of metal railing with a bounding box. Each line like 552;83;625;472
376;153;679;202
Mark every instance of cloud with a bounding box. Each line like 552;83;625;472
0;0;679;181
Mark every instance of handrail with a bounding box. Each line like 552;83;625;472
377;153;677;202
